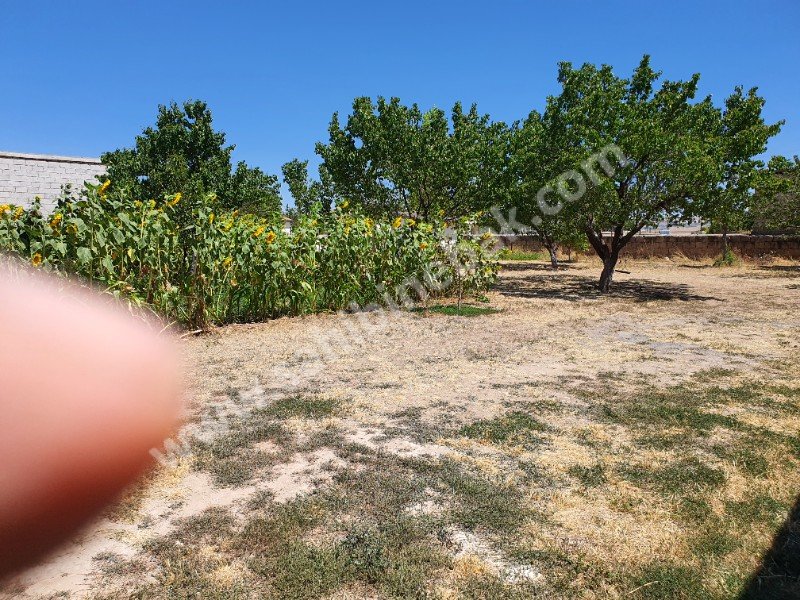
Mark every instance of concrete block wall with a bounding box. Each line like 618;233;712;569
0;151;106;214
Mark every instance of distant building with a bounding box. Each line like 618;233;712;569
640;216;704;236
0;151;106;214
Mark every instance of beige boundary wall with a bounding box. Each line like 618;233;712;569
495;234;800;260
0;151;106;214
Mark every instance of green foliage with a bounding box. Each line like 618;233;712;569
619;457;726;496
713;248;740;267
507;108;586;266
266;395;339;419
316;97;509;220
697;86;782;261
543;55;780;290
420;304;500;317
752;155;800;233
281;158;336;214
460;411;546;448
101;100;282;218
0;185;498;328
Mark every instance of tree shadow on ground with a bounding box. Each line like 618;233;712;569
728;265;800;279
499;261;578;272
495;272;724;302
740;492;800;599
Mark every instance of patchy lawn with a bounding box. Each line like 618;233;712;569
4;259;800;599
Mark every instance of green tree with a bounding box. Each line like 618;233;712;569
316;97;508;220
508;109;585;269
548;56;777;291
281;159;335;214
102;100;281;218
752;155;800;234
699;87;782;260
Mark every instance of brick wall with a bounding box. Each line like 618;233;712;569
0;151;106;214
495;234;800;260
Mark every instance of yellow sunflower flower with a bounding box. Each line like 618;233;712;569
0;204;10;218
340;199;350;209
31;253;43;267
98;180;111;196
222;256;232;268
253;225;266;238
419;242;428;250
265;231;276;244
49;213;63;230
167;193;182;207
392;217;403;228
12;206;24;220
209;213;215;224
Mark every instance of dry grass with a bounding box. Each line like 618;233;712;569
4;258;799;599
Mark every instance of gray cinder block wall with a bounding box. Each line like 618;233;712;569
0;151;106;214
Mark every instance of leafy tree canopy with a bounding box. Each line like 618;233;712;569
316;97;509;220
752;155;800;234
698;86;782;250
281;159;337;214
545;55;780;290
508;109;586;268
102;100;282;218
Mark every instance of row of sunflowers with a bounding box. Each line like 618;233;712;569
0;183;498;327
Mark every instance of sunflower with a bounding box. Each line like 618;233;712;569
209;213;215;224
31;253;43;267
49;213;63;230
98;180;111;196
419;242;428;250
253;226;266;238
265;231;276;244
222;256;232;268
0;204;10;218
392;217;403;228
167;193;182;207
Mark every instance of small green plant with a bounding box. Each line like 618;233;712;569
713;249;739;267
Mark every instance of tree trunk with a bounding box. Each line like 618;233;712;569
721;226;729;257
547;244;559;270
598;250;620;293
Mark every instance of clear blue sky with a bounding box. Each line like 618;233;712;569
2;0;798;203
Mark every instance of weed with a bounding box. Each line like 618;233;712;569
629;562;711;599
568;463;607;487
620;457;726;496
460;411;546;448
267;394;340;419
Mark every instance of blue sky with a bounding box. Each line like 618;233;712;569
2;0;798;203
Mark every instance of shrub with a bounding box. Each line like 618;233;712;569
0;186;498;328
